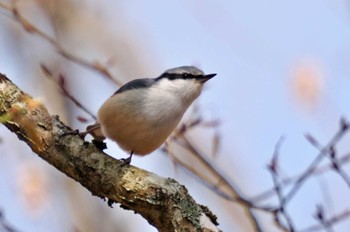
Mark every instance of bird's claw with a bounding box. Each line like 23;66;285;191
118;153;133;167
59;129;88;140
119;157;132;167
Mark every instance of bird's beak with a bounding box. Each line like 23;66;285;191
200;73;217;83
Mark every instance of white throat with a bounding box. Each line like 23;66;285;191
143;78;202;122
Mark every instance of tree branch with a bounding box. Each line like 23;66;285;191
0;73;220;232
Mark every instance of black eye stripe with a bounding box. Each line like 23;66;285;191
156;73;201;81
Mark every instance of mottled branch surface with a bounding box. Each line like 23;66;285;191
0;74;220;232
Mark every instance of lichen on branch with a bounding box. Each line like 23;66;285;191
0;73;220;232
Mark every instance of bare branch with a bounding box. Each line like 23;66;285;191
267;137;295;232
252;151;350;204
167;130;265;231
0;209;21;232
0;2;121;86
40;64;97;121
0;73;220;232
310;142;350;189
281;119;349;206
299;209;350;232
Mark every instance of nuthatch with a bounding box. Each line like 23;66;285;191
85;66;216;164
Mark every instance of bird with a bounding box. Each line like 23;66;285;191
83;66;216;164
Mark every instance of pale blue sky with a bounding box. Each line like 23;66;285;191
113;1;350;231
1;0;350;231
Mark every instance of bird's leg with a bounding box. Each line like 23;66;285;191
79;123;101;139
60;129;79;137
60;123;101;140
120;151;133;166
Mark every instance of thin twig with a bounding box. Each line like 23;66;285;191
40;64;97;120
252;152;350;203
299;210;350;232
170;133;264;231
281;118;349;206
0;2;121;86
267;137;295;232
0;209;21;232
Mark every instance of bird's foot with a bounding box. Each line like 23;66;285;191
119;152;133;167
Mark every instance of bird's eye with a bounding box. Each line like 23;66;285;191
183;73;188;78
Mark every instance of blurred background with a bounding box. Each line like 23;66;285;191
1;0;350;231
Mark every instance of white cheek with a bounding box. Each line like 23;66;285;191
156;79;202;101
143;79;202;121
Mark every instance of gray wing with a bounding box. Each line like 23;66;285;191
113;78;157;95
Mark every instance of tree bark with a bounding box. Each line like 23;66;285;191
0;73;220;232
